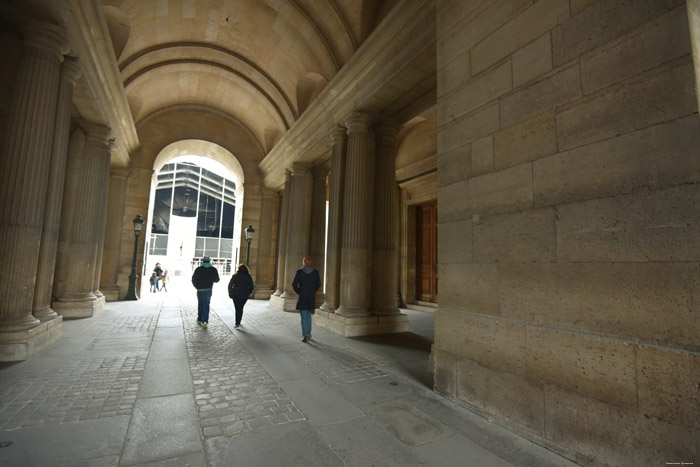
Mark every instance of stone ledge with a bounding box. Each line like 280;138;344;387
0;316;64;361
53;297;102;319
269;294;298;312
315;310;409;337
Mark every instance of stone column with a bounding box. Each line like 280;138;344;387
310;166;329;304
371;123;401;315
281;163;313;302
53;123;112;318
252;187;278;298
0;23;68;335
92;139;113;306
272;170;292;297
100;168;130;301
32;57;81;322
320;126;347;312
336;113;376;316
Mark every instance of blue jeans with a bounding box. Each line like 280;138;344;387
197;289;213;323
299;309;312;337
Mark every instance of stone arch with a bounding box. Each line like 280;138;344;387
102;6;130;61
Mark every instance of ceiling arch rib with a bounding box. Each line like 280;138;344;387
286;0;339;72
126;64;287;152
125;58;292;130
120;42;297;123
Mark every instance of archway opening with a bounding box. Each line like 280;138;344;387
142;140;244;295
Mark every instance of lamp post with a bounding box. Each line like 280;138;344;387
124;215;144;300
244;225;255;266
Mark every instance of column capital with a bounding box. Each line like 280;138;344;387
290;162;311;175
330;125;347;144
61;57;82;85
82;123;112;147
312;165;330;179
345;112;373;132
262;187;277;199
18;22;69;58
284;168;292;181
375;121;402;141
110;167;131;179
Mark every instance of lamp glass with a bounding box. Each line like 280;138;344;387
133;215;144;233
245;225;255;241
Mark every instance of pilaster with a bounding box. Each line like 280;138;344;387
252;187;278;299
272;170;292;297
92;135;114;307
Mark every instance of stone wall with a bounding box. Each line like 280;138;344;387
434;1;700;465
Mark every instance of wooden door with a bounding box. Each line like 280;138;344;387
416;203;437;302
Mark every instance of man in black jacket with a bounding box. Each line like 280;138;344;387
292;256;321;342
191;256;220;329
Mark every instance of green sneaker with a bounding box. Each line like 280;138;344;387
202;322;208;329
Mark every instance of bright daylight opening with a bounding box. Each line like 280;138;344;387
141;147;244;296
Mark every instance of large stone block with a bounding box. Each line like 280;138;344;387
437;0;531;71
493;110;556;171
534;115;700;207
438;61;512;126
437;180;470;222
470;135;493;177
545;385;700;466
512;32;553;88
473;208;556;263
432;346;457;398
500;63;581;129
636;345;700;429
498;262;700;350
437;219;472;264
434;309;527;376
555;184;700;262
469;163;533;216
438;264;498;316
437;145;470;187
457;358;545;434
471;0;569;75
437;51;470;98
527;327;637;409
552;0;685;67
438;102;499;154
557;59;697;151
580;6;691;94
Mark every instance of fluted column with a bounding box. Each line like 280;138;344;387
32;57;82;322
52;123;112;318
100;168;130;301
310;166;329;304
253;187;278;298
281;163;313;298
273;170;292;296
336;113;376;316
0;23;68;332
371;123;401;315
320;126;347;312
92;137;114;304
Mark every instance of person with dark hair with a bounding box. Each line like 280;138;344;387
191;256;219;329
228;263;255;328
292;256;321;343
153;262;163;291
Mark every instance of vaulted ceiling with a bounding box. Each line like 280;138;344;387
102;0;398;154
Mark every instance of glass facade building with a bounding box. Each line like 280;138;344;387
149;162;236;273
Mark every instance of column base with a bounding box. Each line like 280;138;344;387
314;310;409;337
0;315;63;361
252;288;274;300
100;285;120;302
269;294;298;312
53;295;103;319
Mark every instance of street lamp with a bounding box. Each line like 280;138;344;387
244;225;255;266
124;215;144;300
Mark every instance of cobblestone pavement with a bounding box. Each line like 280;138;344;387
0;356;145;431
182;302;306;438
